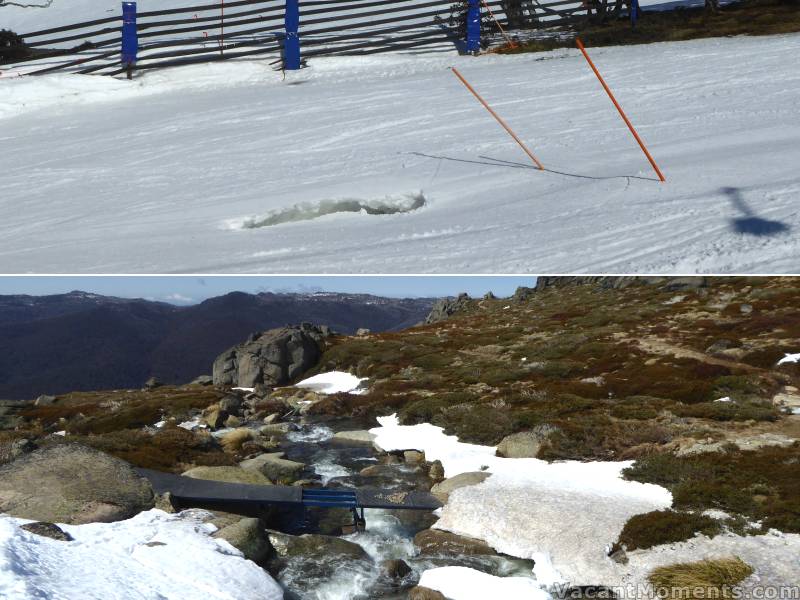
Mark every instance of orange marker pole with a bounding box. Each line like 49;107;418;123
451;67;544;170
480;0;517;49
575;38;666;182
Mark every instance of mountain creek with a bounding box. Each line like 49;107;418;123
219;415;535;600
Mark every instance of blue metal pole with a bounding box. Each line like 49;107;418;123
284;0;301;70
465;0;481;54
121;1;137;78
630;0;640;27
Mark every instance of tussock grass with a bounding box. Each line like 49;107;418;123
219;428;253;453
648;557;754;599
22;386;225;435
81;425;237;473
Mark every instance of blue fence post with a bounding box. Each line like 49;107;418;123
630;0;640;27
121;1;137;79
284;0;301;70
465;0;481;55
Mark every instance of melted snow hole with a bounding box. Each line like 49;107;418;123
235;192;426;229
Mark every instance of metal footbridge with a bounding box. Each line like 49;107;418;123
137;468;440;529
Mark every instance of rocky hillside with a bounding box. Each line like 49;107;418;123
1;276;798;598
309;276;799;451
303;276;800;543
0;290;434;399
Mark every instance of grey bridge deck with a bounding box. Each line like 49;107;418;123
137;468;441;513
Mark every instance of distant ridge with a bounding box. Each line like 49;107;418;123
0;291;435;399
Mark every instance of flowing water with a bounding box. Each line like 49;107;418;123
270;418;536;600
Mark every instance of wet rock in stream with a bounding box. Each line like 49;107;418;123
267;531;375;595
263;418;536;599
414;529;498;557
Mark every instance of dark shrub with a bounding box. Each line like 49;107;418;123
0;30;29;62
617;510;722;551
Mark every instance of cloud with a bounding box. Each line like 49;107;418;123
163;293;194;304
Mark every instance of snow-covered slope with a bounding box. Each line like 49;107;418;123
0;509;284;600
370;414;672;587
1;33;798;273
370;415;800;596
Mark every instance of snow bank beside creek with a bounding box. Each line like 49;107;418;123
0;509;283;600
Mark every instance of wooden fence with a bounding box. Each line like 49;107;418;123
1;0;588;77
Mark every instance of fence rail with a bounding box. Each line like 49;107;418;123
1;0;588;77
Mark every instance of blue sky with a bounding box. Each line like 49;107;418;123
0;276;536;305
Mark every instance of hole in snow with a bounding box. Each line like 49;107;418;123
235;192;426;229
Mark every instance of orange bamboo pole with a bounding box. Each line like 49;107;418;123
451;67;544;170
575;38;665;182
480;0;517;50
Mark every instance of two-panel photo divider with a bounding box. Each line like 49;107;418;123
1;0;799;597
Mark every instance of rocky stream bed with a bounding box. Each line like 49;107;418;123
249;417;536;599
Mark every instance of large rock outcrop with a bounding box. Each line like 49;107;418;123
181;465;273;485
212;323;332;387
212;516;272;564
425;293;472;324
0;444;154;524
414;529;497;556
430;471;491;503
495;426;558;458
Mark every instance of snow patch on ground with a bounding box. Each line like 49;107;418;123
295;371;367;394
371;416;800;591
0;509;283;600
623;530;800;594
777;353;800;365
370;415;672;587
419;566;550;600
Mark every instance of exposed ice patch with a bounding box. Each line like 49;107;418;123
230;192;426;229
